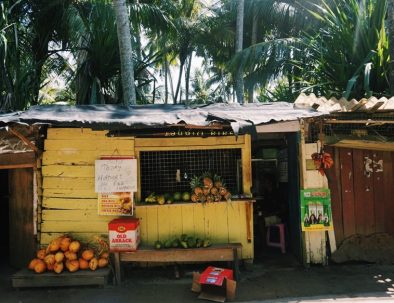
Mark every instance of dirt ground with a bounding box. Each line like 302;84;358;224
2;251;394;303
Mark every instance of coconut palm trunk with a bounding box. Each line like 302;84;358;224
235;0;244;104
247;8;258;104
113;0;136;106
388;0;394;94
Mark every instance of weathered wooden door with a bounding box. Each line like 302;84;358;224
8;168;36;268
326;147;394;246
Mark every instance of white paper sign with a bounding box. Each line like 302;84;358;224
95;159;137;193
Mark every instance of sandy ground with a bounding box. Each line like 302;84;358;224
2;252;394;303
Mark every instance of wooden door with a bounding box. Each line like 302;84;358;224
326;147;394;246
8;168;36;268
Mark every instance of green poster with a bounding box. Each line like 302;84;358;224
300;189;333;231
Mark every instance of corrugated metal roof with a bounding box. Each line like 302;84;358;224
294;93;394;113
0;102;325;133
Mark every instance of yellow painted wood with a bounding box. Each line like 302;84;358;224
135;207;147;244
43;177;94;190
135;136;244;148
242;134;252;194
134;144;243;152
40;232;108;246
42;209;117;222
213;203;229;243
145;206;158;245
42;198;97;210
227;203;241;243
43;149;133;165
45;139;134;151
42;165;95;178
169;205;183;239
157;205;171;242
181;204;195;236
41;220;109;233
193;203;205;238
47;128;108;139
203;203;219;242
43;188;97;199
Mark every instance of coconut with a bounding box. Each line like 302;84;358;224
67;260;79;272
34;260;46;273
44;254;56;266
36;249;46;260
55;251;64;263
60;237;72;252
98;258;108;268
64;251;77;261
89;258;98;271
54;262;64;274
100;252;109;259
28;258;40;270
79;258;89;270
69;240;81;253
82;249;94;261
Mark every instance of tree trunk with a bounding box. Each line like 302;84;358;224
388;0;394;94
235;0;244;104
185;53;192;104
174;59;185;104
168;62;175;103
164;62;168;104
113;0;136;106
247;8;258;104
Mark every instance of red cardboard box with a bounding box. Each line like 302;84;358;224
192;267;236;302
108;218;140;252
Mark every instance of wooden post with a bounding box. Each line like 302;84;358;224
242;134;252;195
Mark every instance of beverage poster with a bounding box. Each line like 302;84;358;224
98;192;133;216
300;189;333;231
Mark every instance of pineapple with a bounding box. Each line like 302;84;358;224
206;194;214;203
191;194;199;203
190;176;203;195
224;192;232;202
219;186;228;196
203;187;210;196
214;194;222;202
210;186;219;195
202;172;213;189
198;193;206;203
213;174;223;188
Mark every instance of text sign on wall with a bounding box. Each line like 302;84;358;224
300;188;333;232
95;159;137;193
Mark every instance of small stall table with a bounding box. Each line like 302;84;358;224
113;243;242;284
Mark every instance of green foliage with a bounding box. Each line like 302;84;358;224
298;0;390;99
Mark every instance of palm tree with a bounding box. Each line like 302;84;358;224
113;0;136;106
235;0;244;104
388;0;394;94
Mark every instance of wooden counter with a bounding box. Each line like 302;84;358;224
134;199;254;260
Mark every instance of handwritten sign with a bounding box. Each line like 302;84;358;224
95;159;137;193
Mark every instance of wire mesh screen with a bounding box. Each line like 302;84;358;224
140;148;242;197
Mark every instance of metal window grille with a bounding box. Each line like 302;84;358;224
140;148;242;197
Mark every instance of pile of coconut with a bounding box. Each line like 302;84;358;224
28;235;109;274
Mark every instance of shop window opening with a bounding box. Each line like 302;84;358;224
140;149;242;199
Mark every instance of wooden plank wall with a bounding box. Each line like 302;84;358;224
40;129;253;259
40;128;135;245
325;146;394;246
135;201;253;259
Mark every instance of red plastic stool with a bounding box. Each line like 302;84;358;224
266;223;286;254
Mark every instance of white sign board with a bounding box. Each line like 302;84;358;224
95;159;137;193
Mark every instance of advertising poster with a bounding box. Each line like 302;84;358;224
300;188;333;231
98;192;133;216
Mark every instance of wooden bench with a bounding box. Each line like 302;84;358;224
113;243;242;284
12;268;111;288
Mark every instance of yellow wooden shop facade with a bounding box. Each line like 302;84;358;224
40;128;254;259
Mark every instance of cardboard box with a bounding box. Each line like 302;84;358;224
108;218;140;252
191;267;236;302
